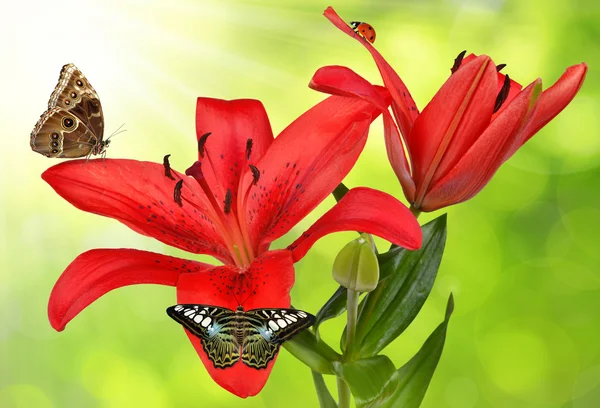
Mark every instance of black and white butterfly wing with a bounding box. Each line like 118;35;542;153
166;305;240;369
241;308;315;369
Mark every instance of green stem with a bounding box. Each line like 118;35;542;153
337;288;359;408
283;330;340;375
337;376;351;408
345;289;359;357
409;204;422;219
312;371;338;408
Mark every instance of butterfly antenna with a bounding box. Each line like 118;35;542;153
107;123;127;141
240;287;258;308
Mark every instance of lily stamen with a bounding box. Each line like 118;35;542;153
494;74;512;113
451;50;467;74
249;164;260;185
245;138;253;160
224;188;233;214
173;179;183;207
163;154;176;180
197;132;211;158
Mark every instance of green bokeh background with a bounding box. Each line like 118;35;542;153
1;0;598;407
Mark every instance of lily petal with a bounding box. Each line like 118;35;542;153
243;94;382;254
309;65;415;199
423;79;542;211
42;160;233;263
384;113;416;202
410;55;497;208
288;187;422;261
309;65;391;112
176;250;295;398
48;249;212;331
519;63;588;146
323;7;419;139
195;98;274;213
461;53;523;114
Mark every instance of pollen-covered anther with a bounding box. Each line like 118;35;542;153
249;164;260;185
224;188;232;214
245;138;253;160
496;63;507;72
163;154;176;180
494;74;512;113
197;132;211;158
174;180;184;207
451;50;467;74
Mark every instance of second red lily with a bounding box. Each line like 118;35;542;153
313;7;587;212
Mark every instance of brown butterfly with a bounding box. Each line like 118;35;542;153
30;63;109;158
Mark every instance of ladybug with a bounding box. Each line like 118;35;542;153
349;21;376;43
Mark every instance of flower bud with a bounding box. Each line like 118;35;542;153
332;233;379;292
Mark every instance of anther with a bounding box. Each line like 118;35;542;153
174;180;184;207
163;154;176;180
249;164;260;185
245;139;253;160
451;50;467;74
496;63;507;72
224;189;232;214
197;132;211;158
494;75;511;113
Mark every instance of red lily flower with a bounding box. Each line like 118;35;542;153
42;94;422;397
313;7;587;212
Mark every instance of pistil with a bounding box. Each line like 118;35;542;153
186;161;250;266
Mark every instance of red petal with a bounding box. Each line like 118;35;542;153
176;250;295;397
42;160;233;262
384;113;415;203
310;65;415;199
323;7;419;139
195;98;274;214
457;53;523;117
49;249;212;331
309;65;391;112
422;79;542;211
519;63;587;145
410;55;497;208
288;187;422;261
243;94;382;254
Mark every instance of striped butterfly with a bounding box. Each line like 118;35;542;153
167;304;315;369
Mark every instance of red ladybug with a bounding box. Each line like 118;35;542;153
349;21;376;43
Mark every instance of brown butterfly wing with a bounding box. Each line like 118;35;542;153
30;63;105;158
30;107;98;158
48;63;104;140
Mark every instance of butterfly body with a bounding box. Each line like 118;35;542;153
167;304;315;369
30;63;108;158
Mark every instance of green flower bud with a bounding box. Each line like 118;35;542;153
332;233;379;292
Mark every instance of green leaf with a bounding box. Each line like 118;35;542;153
332;182;350;202
333;355;396;408
354;214;447;358
312;371;338;408
283;330;341;375
314;285;347;339
373;294;454;408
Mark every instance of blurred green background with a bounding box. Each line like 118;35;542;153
1;0;598;407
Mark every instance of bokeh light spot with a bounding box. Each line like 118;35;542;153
477;317;579;404
0;384;53;408
445;377;479;408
